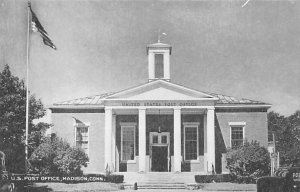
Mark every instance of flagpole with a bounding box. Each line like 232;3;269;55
25;0;31;174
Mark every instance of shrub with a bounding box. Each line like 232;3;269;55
29;136;89;176
105;174;124;183
256;176;285;192
226;140;270;183
195;174;232;183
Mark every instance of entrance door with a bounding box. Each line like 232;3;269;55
149;132;170;172
151;146;168;172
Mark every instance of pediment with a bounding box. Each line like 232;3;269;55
104;80;218;101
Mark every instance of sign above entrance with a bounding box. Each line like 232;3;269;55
122;101;198;107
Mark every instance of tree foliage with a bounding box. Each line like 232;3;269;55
226;140;270;183
268;110;300;165
0;64;50;173
29;135;89;176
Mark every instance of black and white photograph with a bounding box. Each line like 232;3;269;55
0;0;300;191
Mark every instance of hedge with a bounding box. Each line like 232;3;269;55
256;176;285;192
195;174;232;183
105;174;124;183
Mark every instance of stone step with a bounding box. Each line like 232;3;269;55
138;186;186;189
137;182;186;189
122;172;197;184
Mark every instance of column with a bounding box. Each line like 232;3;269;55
104;107;112;170
174;107;181;172
203;114;207;172
206;107;215;172
111;114;116;171
139;108;146;172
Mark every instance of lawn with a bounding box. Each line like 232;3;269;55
201;182;256;191
22;182;121;192
19;182;257;192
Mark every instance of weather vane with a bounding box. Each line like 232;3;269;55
157;29;167;43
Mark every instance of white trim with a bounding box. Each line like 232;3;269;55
50;103;271;110
102;80;218;100
120;122;137;126
183;122;200;126
229;122;246;148
229;122;246;126
183;123;199;161
106;106;215;109
216;104;271;108
104;98;218;101
50;105;105;109
120;124;136;163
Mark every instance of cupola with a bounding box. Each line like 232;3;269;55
146;42;172;82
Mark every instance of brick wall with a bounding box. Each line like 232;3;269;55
51;112;105;173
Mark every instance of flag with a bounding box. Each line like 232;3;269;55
29;4;57;50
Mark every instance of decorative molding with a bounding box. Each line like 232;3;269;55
120;122;137;126
229;122;246;126
183;122;200;126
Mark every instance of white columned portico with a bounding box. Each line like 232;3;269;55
104;107;113;170
206;107;215;172
174;107;181;172
139;108;146;172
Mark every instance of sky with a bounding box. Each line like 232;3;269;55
0;0;299;121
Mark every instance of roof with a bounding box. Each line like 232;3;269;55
53;92;114;106
146;42;172;54
52;93;268;106
52;81;270;108
208;93;268;105
147;42;172;48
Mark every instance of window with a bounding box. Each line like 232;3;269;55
152;135;158;144
121;125;135;161
161;135;167;144
75;124;89;154
231;126;244;149
155;54;164;78
150;132;169;145
268;132;274;143
184;123;199;161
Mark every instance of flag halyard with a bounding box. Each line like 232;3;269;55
29;4;57;50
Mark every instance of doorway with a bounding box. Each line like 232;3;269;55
151;146;168;172
149;132;170;172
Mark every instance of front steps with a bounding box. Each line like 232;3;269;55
137;182;186;189
120;172;204;190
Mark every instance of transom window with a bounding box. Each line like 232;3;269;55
153;135;158;144
75;123;89;154
121;124;136;161
149;132;170;145
231;126;244;149
155;54;164;78
184;123;199;161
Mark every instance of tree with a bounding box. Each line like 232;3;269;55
0;64;50;173
226;140;270;183
29;135;89;176
268;110;300;165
